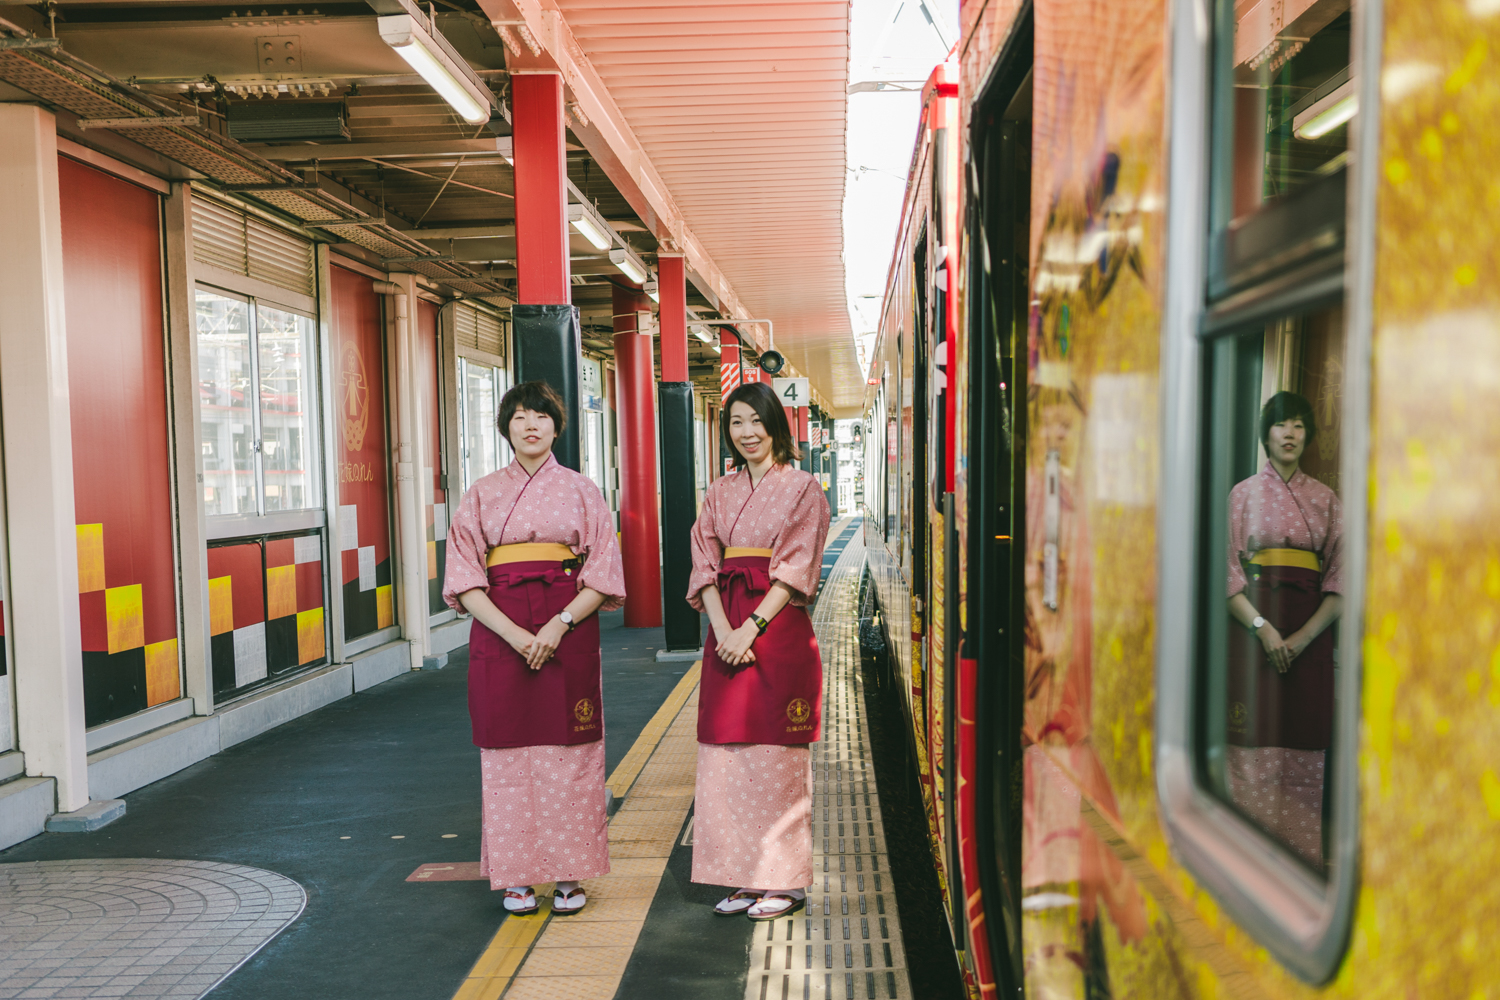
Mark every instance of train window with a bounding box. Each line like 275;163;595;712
1158;0;1371;982
1209;0;1352;297
1199;300;1345;873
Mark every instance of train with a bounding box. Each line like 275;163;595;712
860;0;1500;997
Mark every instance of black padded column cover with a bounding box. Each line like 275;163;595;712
658;381;701;650
511;303;582;471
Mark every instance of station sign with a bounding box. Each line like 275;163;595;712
773;376;810;408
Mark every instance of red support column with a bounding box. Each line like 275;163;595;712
613;284;661;627
658;255;688;382
512;73;569;303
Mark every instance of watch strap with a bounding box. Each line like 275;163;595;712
749;614;770;635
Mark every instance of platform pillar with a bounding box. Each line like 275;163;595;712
613;284;662;627
656;257;699;649
510;71;582;469
0;105;89;812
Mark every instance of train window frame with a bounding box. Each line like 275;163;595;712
1155;0;1381;982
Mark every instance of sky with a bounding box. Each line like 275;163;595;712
843;0;959;375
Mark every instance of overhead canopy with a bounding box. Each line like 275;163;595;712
552;0;861;414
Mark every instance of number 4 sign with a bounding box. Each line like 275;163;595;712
772;377;809;408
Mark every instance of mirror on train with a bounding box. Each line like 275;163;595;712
1200;301;1346;875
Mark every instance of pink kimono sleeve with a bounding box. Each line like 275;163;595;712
1226;479;1250;597
576;479;626;611
768;478;832;606
442;486;490;611
1320;492;1344;595
685;490;723;611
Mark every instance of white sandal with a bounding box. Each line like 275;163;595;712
747;889;806;921
552;880;587;915
714;889;765;916
502;886;538;914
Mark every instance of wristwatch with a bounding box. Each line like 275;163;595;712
559;610;576;631
1251;615;1267;631
748;614;770;635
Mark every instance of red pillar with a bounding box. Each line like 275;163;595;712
512;73;569;303
658;255;688;382
613;284;661;627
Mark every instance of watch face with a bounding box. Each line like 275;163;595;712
560;611;574;624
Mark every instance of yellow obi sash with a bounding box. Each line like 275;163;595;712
487;542;575;567
1249;548;1321;573
724;547;774;559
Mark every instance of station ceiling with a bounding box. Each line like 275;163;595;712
0;0;860;414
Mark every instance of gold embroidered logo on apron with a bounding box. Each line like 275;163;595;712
1229;701;1249;733
786;698;811;725
574;698;595;724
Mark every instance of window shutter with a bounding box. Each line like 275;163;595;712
192;196;315;298
455;304;505;359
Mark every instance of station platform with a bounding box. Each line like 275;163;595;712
0;518;941;1000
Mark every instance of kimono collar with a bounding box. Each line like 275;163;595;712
503;451;559;482
1260;460;1308;490
743;462;789;488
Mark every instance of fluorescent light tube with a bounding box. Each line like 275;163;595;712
643;279;660;303
567;205;612;250
609;248;647;284
692;326;713;343
379;15;490;125
1294;79;1357;140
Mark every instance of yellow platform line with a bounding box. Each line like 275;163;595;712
452;661;702;1000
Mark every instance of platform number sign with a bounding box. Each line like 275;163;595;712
773;377;809;408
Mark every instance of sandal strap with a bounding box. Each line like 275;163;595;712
553;888;586;900
504;889;534;900
727;890;764;902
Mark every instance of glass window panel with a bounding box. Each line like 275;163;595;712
256;304;320;512
1219;0;1352;229
195;289;255;516
461;359;502;492
1200;301;1346;874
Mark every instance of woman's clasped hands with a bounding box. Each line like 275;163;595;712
714;619;760;666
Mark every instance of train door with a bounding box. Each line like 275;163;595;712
965;15;1033;993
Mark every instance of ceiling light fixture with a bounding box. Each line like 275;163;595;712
643;279;660;303
378;14;491;125
608;247;648;284
692;326;713;343
1293;79;1357;139
567;203;613;251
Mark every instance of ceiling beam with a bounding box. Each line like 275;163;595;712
248;137;514;160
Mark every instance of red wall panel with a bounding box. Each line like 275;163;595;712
331;265;391;578
59;156;177;649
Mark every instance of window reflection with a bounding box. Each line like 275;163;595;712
196;290;255;516
459;358;509;493
1225;0;1352;224
1205;303;1345;872
256;304;319;512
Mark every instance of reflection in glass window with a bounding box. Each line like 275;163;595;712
1221;0;1352;225
196;288;321;518
1201;302;1346;872
459;358;510;493
196;290;255;516
256;304;320;512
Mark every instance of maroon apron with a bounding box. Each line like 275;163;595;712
467;558;603;749
1226;558;1334;750
698;554;822;745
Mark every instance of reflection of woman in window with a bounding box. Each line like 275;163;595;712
1225;391;1342;868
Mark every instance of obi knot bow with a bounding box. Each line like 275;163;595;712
717;563;771;593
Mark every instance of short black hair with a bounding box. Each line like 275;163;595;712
722;381;801;469
497;380;567;446
1259;390;1316;448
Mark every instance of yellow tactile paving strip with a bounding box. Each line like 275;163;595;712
452;662;702;1000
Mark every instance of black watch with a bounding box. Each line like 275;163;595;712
559;610;576;632
748;614;769;635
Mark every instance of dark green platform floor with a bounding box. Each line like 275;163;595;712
0;611;698;1000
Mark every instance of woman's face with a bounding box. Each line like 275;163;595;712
728;401;772;464
1266;417;1307;467
508;407;556;462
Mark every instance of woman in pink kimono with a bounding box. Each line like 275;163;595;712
443;380;626;915
687;381;831;921
1225;391;1343;868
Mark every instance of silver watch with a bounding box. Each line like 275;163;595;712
1251;615;1267;631
559;610;575;630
